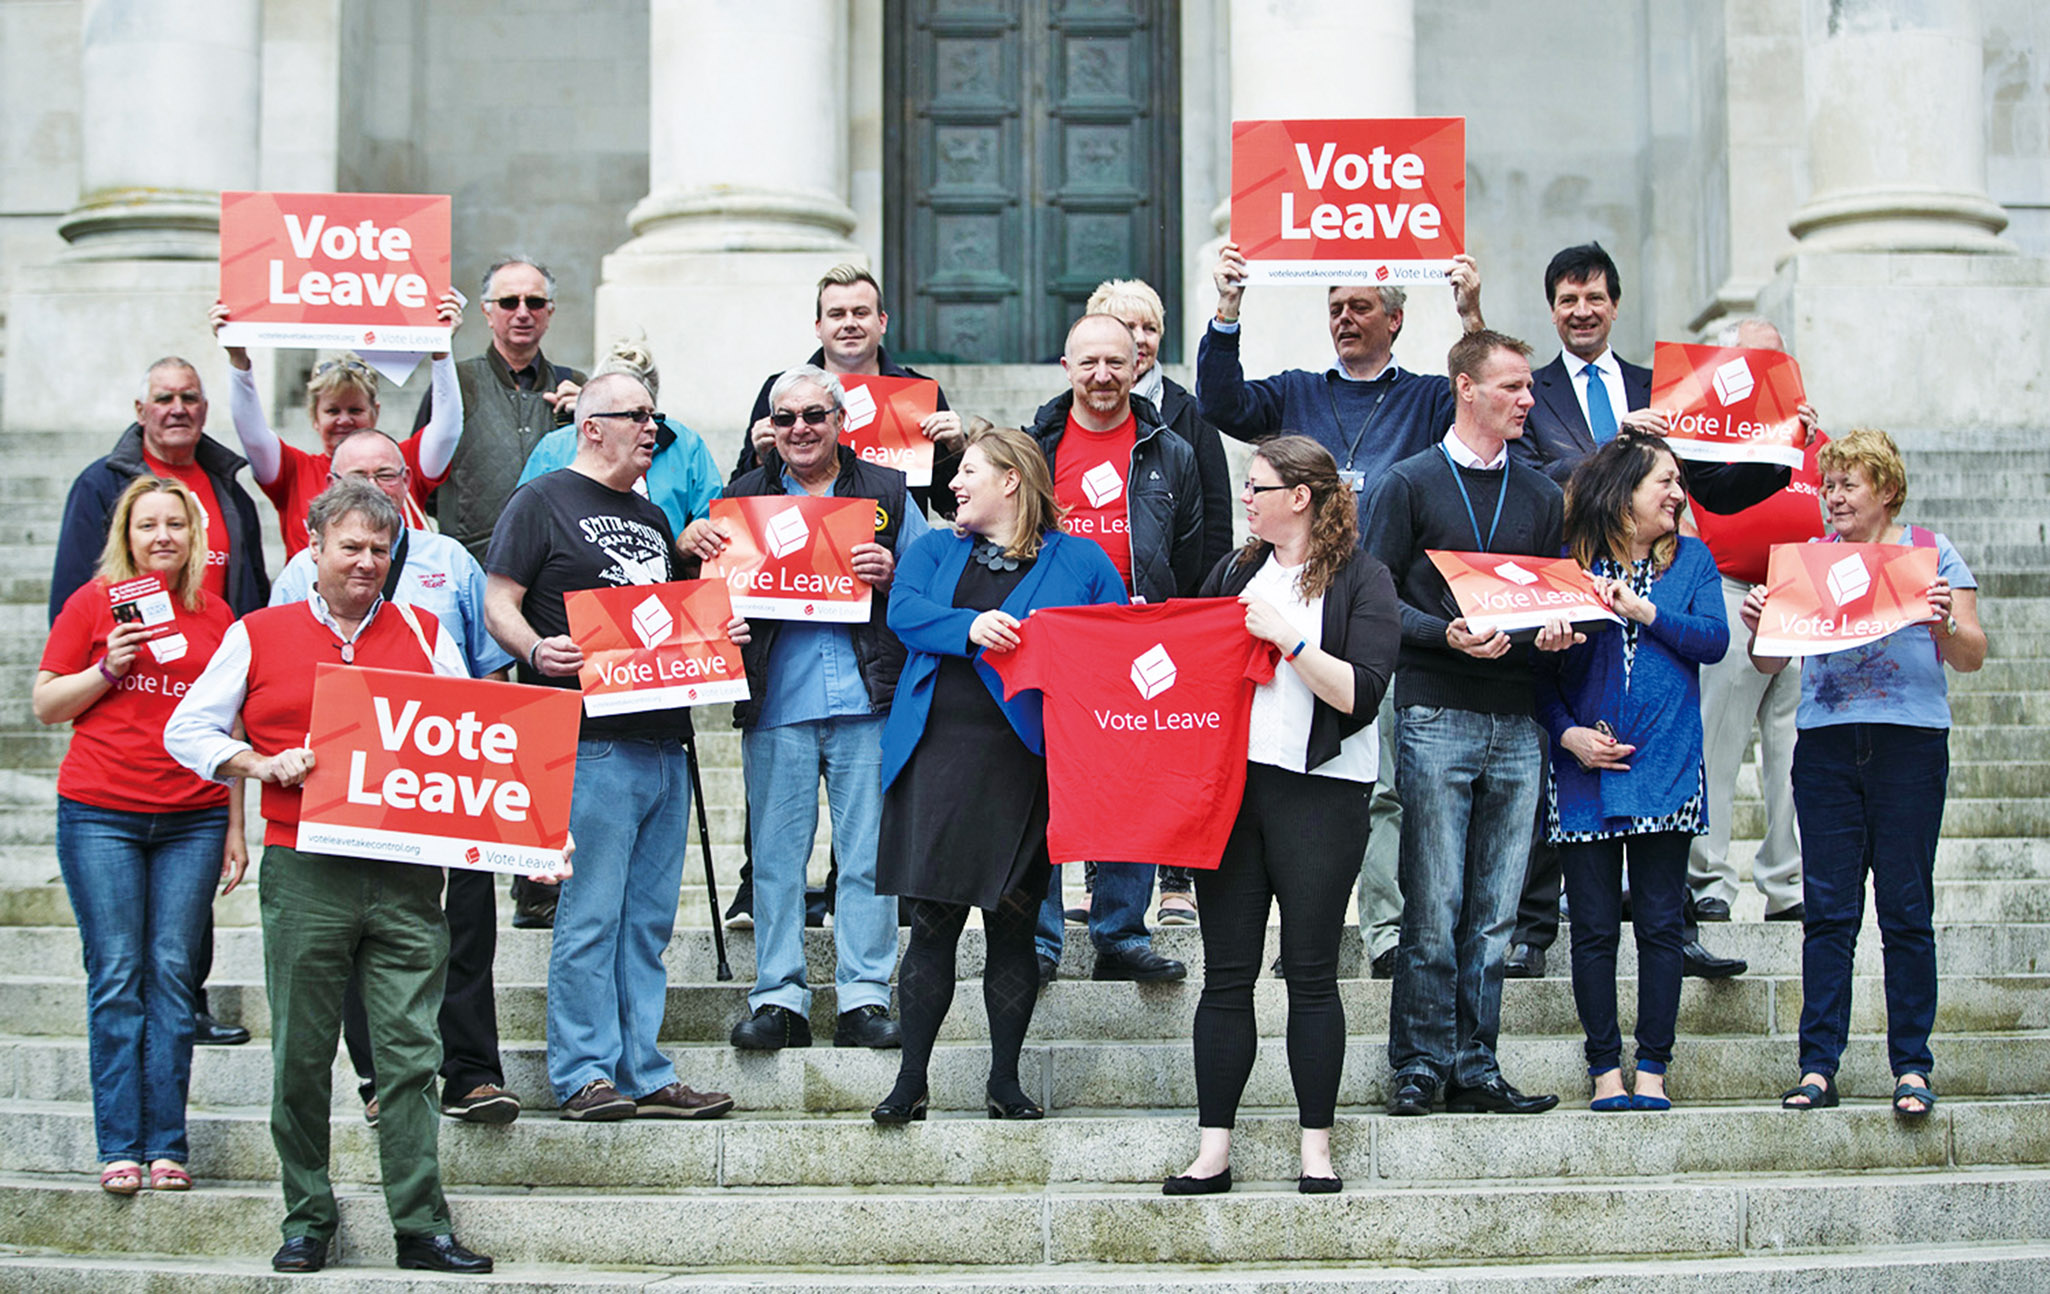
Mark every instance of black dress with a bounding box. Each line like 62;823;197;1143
876;552;1051;910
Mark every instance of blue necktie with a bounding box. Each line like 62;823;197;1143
1583;362;1618;445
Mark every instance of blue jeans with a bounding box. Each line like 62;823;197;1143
55;796;226;1164
1036;860;1155;964
549;738;689;1102
742;717;896;1015
1387;706;1543;1089
1792;722;1947;1079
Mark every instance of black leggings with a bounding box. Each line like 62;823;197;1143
1193;762;1373;1129
885;878;1045;1107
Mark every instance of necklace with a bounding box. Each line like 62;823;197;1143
970;537;1021;571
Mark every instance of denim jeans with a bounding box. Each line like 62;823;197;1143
1792;722;1947;1079
1036;859;1155;964
55;797;226;1164
549;737;689;1102
742;717;896;1015
1560;830;1690;1073
1387;705;1543;1089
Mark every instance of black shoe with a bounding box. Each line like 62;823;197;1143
1091;945;1187;982
805;887;830;927
871;1089;929;1125
1689;896;1733;922
731;1003;813;1050
835;1004;902;1048
511;884;556;930
1503;944;1545;979
1682;939;1748;979
1387;1074;1436;1117
1162;1167;1232;1196
1037;954;1058;988
1766;903;1806;922
395;1233;493;1274
1271;955;1285;979
271;1236;328;1273
986;1082;1045;1120
193;1011;250;1046
1369;947;1397;980
1297;1174;1343;1194
724;880;754;929
1445;1077;1559;1114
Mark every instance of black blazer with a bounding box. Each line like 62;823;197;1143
1199;544;1400;773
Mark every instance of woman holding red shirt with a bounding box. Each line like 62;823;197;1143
34;476;244;1196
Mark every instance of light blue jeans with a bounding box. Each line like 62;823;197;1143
548;737;688;1102
742;716;896;1016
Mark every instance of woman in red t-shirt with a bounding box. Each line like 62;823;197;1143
33;476;243;1196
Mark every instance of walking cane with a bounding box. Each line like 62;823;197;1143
682;729;733;981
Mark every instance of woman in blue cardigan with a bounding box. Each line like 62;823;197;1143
1538;432;1729;1111
870;424;1126;1124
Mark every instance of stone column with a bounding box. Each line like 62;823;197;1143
595;0;863;459
1759;0;2050;433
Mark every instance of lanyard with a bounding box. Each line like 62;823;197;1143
1325;373;1391;473
1439;444;1506;552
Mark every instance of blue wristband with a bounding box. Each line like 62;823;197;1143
1285;639;1306;661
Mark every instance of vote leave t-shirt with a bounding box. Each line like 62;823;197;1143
1053;411;1138;585
141;451;230;601
989;598;1277;869
1689;432;1827;586
262;440;441;557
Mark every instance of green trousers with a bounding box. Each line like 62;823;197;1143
259;844;451;1242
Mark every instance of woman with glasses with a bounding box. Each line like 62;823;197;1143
208;291;464;555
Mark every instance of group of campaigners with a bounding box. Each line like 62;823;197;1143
35;236;1983;1269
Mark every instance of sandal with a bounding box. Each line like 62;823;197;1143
1780;1074;1838;1109
1892;1077;1937;1119
99;1161;142;1196
1156;895;1198;927
149;1161;192;1191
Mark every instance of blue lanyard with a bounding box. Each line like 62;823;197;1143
1439;444;1507;552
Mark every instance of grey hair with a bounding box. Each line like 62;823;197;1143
768;364;845;413
593;335;659;404
1326;286;1408;315
1714;315;1780;347
571;371;651;429
480;257;557;302
140;357;203;403
307;477;402;545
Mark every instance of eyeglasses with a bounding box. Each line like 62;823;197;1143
770;406;835;428
588;409;662;425
312;356;373;378
490;295;552;311
329;468;407;485
1242;481;1290;495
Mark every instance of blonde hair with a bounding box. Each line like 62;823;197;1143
96;476;210;610
593;335;660;403
1818;427;1908;519
305;355;379;421
1085;278;1165;329
961;424;1065;560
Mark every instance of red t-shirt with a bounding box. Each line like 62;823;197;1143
141;451;230;601
262;440;440;557
989;598;1277;869
1052;411;1138;586
1688;433;1828;586
42;580;235;814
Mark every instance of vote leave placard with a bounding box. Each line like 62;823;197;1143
836;374;940;487
700;495;874;623
565;578;748;716
297;665;579;876
217;191;452;351
1751;542;1939;657
1650;342;1807;469
1230;117;1465;282
1427;551;1623;637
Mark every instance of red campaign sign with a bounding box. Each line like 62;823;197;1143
217;191;452;351
1427;551;1623;637
566;578;748;717
1650;342;1807;469
1230;117;1465;283
836;374;940;487
297;665;579;876
1751;542;1939;657
700;495;875;623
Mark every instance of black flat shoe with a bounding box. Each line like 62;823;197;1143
871;1091;929;1125
986;1083;1045;1120
394;1232;493;1274
271;1236;328;1273
1297;1174;1342;1194
1162;1167;1232;1196
1445;1077;1559;1114
193;1011;250;1047
1387;1074;1437;1117
1091;945;1187;982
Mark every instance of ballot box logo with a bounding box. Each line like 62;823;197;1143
1494;560;1539;587
630;593;674;649
840;381;878;432
1375;265;1390;281
1712;356;1755;406
1082;461;1125;508
1825;552;1871;608
765;506;811;560
1130;643;1177;700
464;846;482;867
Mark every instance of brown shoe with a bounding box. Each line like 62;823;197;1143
559;1078;635;1122
442;1083;521;1124
634;1081;735;1120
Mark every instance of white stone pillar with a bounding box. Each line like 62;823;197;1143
595;0;862;458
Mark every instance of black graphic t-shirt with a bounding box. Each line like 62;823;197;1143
487;468;682;740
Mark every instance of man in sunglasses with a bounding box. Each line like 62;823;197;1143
414;257;587;565
683;365;924;1052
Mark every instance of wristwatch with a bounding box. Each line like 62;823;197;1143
1942;614;1959;638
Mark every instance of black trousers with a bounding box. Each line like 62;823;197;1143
1193;762;1373;1129
343;867;502;1102
1512;744;1563;951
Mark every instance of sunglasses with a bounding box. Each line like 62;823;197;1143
311;357;373;378
491;295;553;311
770;406;835;428
589;409;662;425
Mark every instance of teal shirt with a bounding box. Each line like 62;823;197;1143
516;416;721;534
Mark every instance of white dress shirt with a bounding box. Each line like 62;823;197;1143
1568;347;1629;436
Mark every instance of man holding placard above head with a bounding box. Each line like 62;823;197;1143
1363;329;1579;1119
484;373;739;1124
681;364;925;1052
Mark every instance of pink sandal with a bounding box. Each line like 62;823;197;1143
99;1161;142;1195
149;1161;192;1191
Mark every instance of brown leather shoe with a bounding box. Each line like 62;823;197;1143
559;1078;635;1122
441;1083;521;1124
635;1081;735;1119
